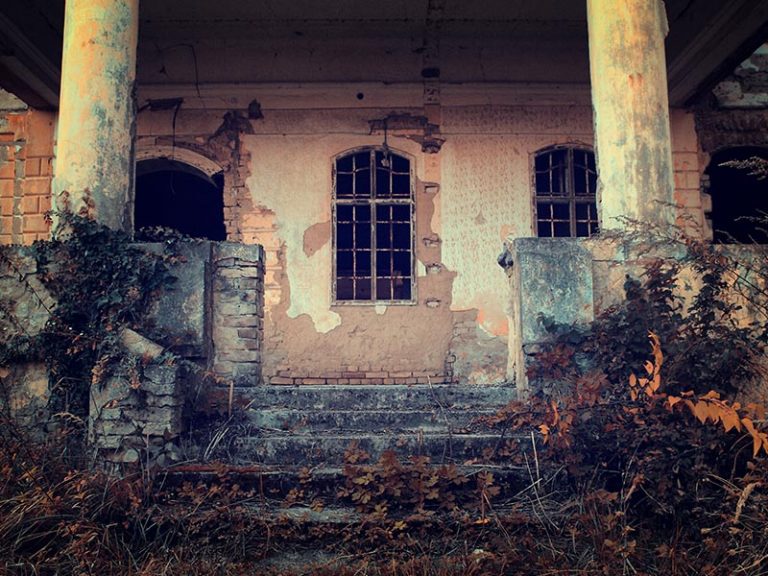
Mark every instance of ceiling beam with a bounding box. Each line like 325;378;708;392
0;4;62;109
667;0;768;106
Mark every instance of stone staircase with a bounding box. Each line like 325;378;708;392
230;384;519;467
162;384;543;570
172;384;529;501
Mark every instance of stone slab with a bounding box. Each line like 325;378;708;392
511;238;594;344
138;240;211;358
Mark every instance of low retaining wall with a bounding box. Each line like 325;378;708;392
0;239;265;467
506;236;766;390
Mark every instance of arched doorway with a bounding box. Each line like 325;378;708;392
135;158;226;240
706;147;768;244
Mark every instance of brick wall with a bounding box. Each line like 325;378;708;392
670;109;708;237
0;110;55;245
211;243;265;386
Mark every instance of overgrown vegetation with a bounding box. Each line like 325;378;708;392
0;213;174;423
1;207;768;573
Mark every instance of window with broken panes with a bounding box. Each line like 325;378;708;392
334;148;414;302
534;146;598;238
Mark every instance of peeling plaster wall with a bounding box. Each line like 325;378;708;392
441;105;594;384
696;44;768;156
131;96;710;386
0;80;711;385
240;120;458;384
232;104;600;385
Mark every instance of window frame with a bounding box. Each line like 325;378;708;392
331;146;417;305
531;144;599;238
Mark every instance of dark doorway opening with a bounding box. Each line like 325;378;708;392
135;159;226;241
707;147;768;244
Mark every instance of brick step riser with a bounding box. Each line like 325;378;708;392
231;434;528;467
236;384;517;412
247;409;497;434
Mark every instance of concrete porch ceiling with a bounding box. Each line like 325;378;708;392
1;0;767;109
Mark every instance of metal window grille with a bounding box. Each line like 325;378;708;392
333;148;415;303
534;146;599;238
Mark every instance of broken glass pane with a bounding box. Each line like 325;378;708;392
337;204;353;221
337;223;353;249
392;223;410;248
336;155;353;172
393;251;410;275
376;168;391;197
355;223;371;249
355;204;371;222
392;155;410;173
376;251;391;275
376;278;392;300
392;205;410;222
392;174;410;196
337;251;354;276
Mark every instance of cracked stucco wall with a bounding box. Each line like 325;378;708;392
1;87;711;385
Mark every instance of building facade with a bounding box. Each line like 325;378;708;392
1;0;767;389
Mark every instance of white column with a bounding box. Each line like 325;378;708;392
53;0;139;231
587;0;675;230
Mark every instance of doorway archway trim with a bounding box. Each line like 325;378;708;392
135;145;224;178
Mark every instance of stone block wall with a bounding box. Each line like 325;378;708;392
507;236;765;391
0;246;54;424
211;243;265;386
1;239;266;468
90;362;183;466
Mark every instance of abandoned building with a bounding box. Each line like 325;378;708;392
1;0;768;465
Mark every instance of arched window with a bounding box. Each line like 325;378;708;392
533;145;598;237
333;147;414;303
706;147;768;244
135;158;226;241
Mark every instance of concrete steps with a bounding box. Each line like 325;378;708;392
163;383;533;569
247;408;499;433
233;432;526;466
225;384;518;466
164;463;532;501
239;384;516;411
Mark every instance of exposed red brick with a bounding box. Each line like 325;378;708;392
0;162;15;179
21;195;38;214
0;180;13;197
22;177;51;196
24;214;49;233
25;157;41;177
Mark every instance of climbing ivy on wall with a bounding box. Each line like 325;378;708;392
0;212;175;421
